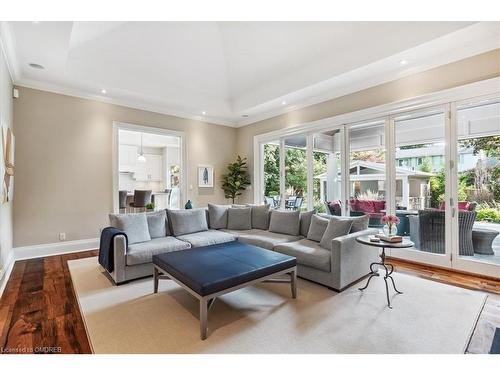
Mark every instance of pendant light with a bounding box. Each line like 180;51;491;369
137;133;146;162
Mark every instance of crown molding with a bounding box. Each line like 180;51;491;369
16;78;238;128
0;21;20;82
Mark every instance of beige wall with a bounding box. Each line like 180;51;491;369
0;42;13;280
236;49;500;202
13;88;237;247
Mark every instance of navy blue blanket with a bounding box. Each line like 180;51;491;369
98;227;128;273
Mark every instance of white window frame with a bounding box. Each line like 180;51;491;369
253;77;500;277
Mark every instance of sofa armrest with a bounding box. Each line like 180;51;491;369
112;234;127;284
330;228;379;290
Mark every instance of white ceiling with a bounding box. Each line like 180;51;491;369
119;129;180;148
1;21;499;127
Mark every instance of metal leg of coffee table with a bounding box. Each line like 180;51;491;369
200;298;208;340
358;261;380;291
290;269;297;298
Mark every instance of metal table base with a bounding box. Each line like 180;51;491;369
358;246;402;308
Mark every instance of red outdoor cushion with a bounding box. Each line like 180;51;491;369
372;200;386;213
439;201;470;211
357;200;375;213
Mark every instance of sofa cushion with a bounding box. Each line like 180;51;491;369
274;239;331;272
146;210;167;238
307;214;329;242
167;208;208;236
109;213;151;245
248;204;270;230
299;210;315;237
319;217;353;250
208;203;230;229
220;228;267;239
176;230;235;247
350;215;369;233
126;236;191;266
237;230;301;250
269;210;300;236
227;207;252;230
319;213;369;234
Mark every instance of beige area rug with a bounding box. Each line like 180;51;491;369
69;257;486;354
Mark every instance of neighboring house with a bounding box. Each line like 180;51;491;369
316;160;434;209
396;145;478;172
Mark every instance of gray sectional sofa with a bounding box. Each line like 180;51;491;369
106;204;378;291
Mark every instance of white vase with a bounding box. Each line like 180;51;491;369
383;224;398;237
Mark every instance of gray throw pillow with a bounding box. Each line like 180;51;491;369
249;204;270;230
167;208;208;236
208;203;230;229
269;210;300;236
146;210;167;238
299;210;315;237
319;217;353;250
350;215;369;233
109;213;151;245
227;207;252;230
307;214;330;242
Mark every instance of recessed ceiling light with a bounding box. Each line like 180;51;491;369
101;89;107;94
28;63;44;70
399;59;408;66
281;101;287;105
32;21;40;24
202;111;206;115
242;114;249;118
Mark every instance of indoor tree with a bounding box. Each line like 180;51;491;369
221;155;251;203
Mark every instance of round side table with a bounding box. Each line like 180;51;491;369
356;236;414;308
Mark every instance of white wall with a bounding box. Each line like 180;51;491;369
0;38;13;284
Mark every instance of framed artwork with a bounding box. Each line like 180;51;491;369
198;165;214;188
1;126;14;204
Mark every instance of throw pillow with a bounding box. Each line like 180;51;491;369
299;210;315;237
350;215;369;233
109;213;151;245
227;207;252;230
146;210;167;238
319;217;353;250
269;210;300;236
249;204;270;230
167;208;208;236
208;203;230;229
307;214;330;242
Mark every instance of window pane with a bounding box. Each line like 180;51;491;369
349;120;386;228
394;111;446;254
284;135;307;211
313;130;342;214
457;100;500;265
262;141;280;208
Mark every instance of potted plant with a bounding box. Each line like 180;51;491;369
221;155;251;203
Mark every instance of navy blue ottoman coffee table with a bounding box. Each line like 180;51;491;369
152;241;297;340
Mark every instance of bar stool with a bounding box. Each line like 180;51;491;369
130;190;152;212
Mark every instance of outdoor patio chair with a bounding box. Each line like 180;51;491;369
409;209;476;255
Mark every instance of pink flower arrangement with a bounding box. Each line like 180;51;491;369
381;215;400;225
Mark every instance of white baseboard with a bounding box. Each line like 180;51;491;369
13;238;100;261
0;238;99;298
0;250;16;298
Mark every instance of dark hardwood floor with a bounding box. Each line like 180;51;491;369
0;250;97;354
0;251;498;354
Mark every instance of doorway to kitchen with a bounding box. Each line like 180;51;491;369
112;122;186;213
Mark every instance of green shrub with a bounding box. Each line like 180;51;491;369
476;207;500;223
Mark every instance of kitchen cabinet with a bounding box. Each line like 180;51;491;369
133;154;163;181
118;145;138;172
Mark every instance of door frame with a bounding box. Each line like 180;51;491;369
112;121;187;213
